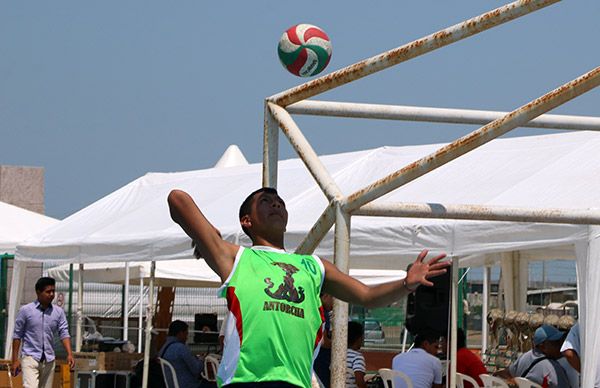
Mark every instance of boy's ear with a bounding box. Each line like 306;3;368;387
240;214;252;230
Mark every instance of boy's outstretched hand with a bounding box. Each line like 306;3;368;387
405;249;450;290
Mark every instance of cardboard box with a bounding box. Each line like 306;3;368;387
74;352;142;372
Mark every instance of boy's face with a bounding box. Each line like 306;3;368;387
242;191;288;237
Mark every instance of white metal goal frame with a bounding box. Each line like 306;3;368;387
262;0;600;387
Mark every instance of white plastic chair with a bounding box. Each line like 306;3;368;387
157;357;180;388
513;377;542;388
457;372;481;388
378;368;414;388
201;354;220;382
479;374;510;388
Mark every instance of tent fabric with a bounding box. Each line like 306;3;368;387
46;261;406;287
0;201;58;254
14;130;600;267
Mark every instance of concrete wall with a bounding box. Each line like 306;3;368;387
1;165;45;303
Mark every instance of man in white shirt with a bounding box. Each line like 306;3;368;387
561;322;599;387
392;331;443;388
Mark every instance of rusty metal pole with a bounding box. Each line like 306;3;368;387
268;103;344;202
354;202;600;225
263;102;279;189
141;261;156;388
345;66;600;213
330;204;351;388
294;204;336;255
286;100;600;131
269;0;560;107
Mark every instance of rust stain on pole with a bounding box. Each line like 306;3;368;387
269;0;560;107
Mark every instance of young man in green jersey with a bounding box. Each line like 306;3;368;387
168;187;450;388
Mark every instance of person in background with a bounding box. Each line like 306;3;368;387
455;328;486;388
346;321;367;388
11;277;74;388
313;293;334;387
392;330;443;388
494;325;571;388
160;320;204;388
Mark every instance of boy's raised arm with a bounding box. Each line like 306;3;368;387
168;189;239;281
322;249;449;308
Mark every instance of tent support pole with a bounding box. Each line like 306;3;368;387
330;204;350;388
449;258;459;388
138;278;143;353
124;262;130;342
482;266;490;354
75;264;84;352
141;261;156;388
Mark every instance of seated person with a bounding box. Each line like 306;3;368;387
456;328;486;388
392;330;443;388
159;320;203;388
495;324;571;388
346;321;367;388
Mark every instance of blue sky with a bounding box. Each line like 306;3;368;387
1;1;598;219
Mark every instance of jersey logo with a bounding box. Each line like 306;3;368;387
264;262;305;303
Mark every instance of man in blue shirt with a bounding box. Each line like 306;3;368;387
11;277;74;388
159;320;204;388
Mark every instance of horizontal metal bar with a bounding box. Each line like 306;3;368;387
267;103;343;203
354;202;600;225
268;0;560;107
345;66;600;213
286;100;600;131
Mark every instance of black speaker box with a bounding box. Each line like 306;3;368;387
405;270;450;337
194;313;218;344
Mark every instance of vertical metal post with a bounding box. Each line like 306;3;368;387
330;204;350;388
263;102;279;188
0;254;9;357
141;261;156;388
124;262;130;341
482;266;490;353
138;278;143;353
449;258;459;388
75;264;84;352
68;264;73;327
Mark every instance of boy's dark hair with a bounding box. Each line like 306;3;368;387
168;320;189;336
35;277;55;292
238;187;278;237
347;321;364;346
457;328;466;349
414;330;439;348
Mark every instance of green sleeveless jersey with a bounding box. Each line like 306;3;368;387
217;246;325;388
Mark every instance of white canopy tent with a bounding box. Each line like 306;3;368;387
0;200;58;254
7;130;600;380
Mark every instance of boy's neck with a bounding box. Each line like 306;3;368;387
252;235;285;250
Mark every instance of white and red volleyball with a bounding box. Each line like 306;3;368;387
278;24;332;77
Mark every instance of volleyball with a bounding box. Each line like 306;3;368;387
278;24;332;77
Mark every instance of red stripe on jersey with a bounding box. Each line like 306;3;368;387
226;287;243;342
314;305;325;349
